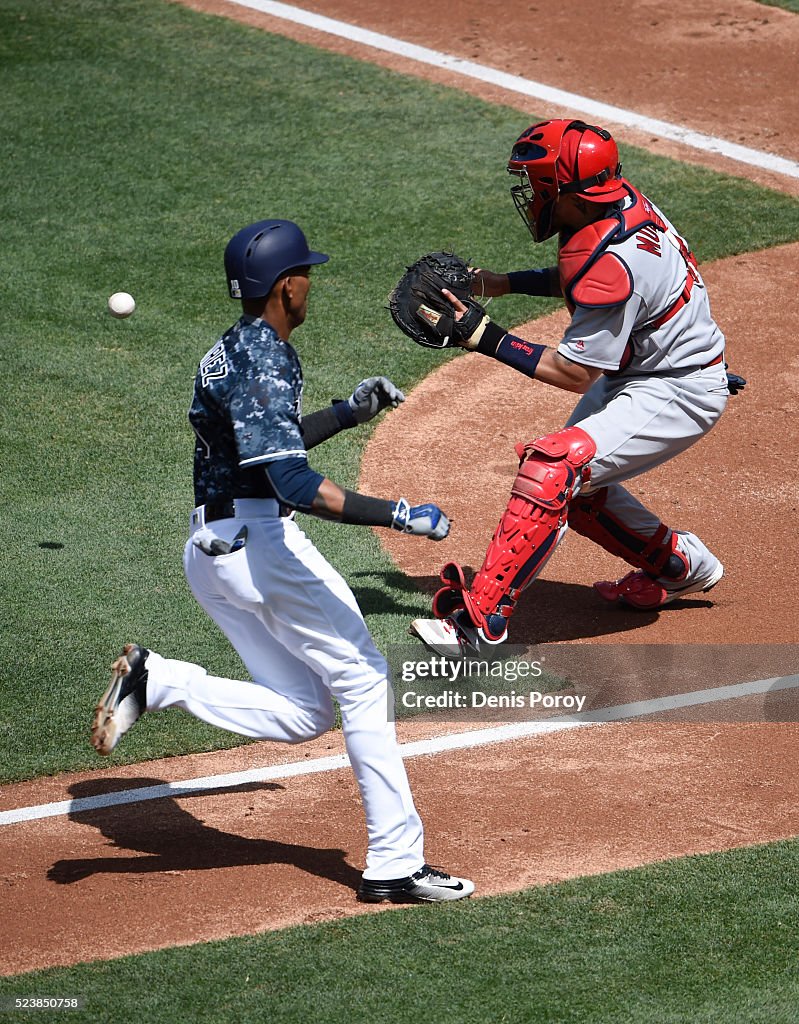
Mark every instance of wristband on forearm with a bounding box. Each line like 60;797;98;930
332;400;358;428
475;323;548;381
507;268;556;296
493;334;548;378
340;490;395;527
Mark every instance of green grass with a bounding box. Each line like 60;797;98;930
1;5;797;1023
757;0;799;12
2;0;799;781
1;839;798;1023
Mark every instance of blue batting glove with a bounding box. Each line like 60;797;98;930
391;498;450;540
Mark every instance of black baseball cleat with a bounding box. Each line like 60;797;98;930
357;864;475;903
91;643;149;756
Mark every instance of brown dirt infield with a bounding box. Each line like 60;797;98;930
2;0;798;976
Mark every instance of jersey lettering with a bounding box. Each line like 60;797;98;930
636;225;662;257
199;340;229;387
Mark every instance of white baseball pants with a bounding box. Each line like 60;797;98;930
143;499;424;880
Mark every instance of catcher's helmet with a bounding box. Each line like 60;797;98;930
508;120;626;242
224;219;329;300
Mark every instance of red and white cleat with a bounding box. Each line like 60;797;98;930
409;616;481;658
594;561;724;609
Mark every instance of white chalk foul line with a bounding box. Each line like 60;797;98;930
1;674;796;827
228;0;799;180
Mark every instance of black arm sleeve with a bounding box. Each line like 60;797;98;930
300;402;357;450
263;457;325;512
341;490;395;527
507;267;559;296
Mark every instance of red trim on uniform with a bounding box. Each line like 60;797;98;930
648;232;700;330
650;273;694;330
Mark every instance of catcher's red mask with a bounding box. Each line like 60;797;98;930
508;119;626;242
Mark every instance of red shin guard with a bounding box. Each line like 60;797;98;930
434;427;596;641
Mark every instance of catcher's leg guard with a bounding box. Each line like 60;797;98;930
567;489;688;580
432;562;470;619
436;426;596;642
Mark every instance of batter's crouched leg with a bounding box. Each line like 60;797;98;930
432;426;597;643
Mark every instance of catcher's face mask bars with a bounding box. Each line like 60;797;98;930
510;172;540;241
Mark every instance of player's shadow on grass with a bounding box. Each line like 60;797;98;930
349;569;438;617
391;571;715;642
47;777;362;891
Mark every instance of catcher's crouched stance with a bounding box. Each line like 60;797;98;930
390;120;746;656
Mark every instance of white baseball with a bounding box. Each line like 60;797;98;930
108;292;136;318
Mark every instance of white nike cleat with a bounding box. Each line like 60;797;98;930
358;863;475;903
662;559;725;604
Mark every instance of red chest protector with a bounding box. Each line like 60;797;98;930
558;182;668;311
558;183;698;371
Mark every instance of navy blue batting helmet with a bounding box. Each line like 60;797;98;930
224;219;329;300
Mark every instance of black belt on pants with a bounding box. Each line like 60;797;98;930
204;501;236;523
204;499;290;522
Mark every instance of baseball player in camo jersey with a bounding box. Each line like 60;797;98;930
412;118;740;655
91;218;473;904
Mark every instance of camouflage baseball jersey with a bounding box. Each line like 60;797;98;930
189;314;305;504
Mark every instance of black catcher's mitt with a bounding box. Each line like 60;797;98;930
388;251;484;349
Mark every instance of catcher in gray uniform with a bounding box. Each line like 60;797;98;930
389;119;744;655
